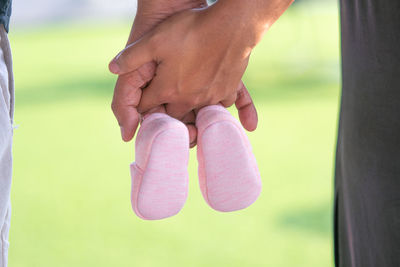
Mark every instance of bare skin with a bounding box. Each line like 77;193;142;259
110;0;293;145
111;0;209;146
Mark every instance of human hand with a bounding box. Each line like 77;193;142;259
110;4;253;117
111;0;259;145
111;0;206;145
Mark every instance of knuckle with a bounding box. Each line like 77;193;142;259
210;95;221;105
186;97;197;107
188;97;202;109
160;88;175;102
237;86;245;98
111;101;118;113
226;99;235;107
148;31;162;52
126;71;145;88
228;91;237;101
222;99;233;108
137;62;156;81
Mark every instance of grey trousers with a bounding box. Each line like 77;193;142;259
0;25;13;267
335;0;400;266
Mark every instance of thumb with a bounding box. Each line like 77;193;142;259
109;34;154;75
235;81;258;132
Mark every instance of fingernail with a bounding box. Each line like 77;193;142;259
109;61;120;74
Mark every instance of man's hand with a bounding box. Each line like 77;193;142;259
111;0;270;144
110;5;253;119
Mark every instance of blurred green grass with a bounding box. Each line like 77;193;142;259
8;2;340;267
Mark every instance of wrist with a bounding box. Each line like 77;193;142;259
212;0;294;48
137;0;206;18
128;0;207;44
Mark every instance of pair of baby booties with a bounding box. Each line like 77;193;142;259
130;104;262;220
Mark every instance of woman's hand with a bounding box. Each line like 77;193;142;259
111;0;207;144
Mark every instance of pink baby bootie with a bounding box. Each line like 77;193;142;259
130;113;189;220
196;105;262;212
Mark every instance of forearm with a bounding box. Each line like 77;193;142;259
212;0;294;48
127;0;206;44
136;0;206;17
